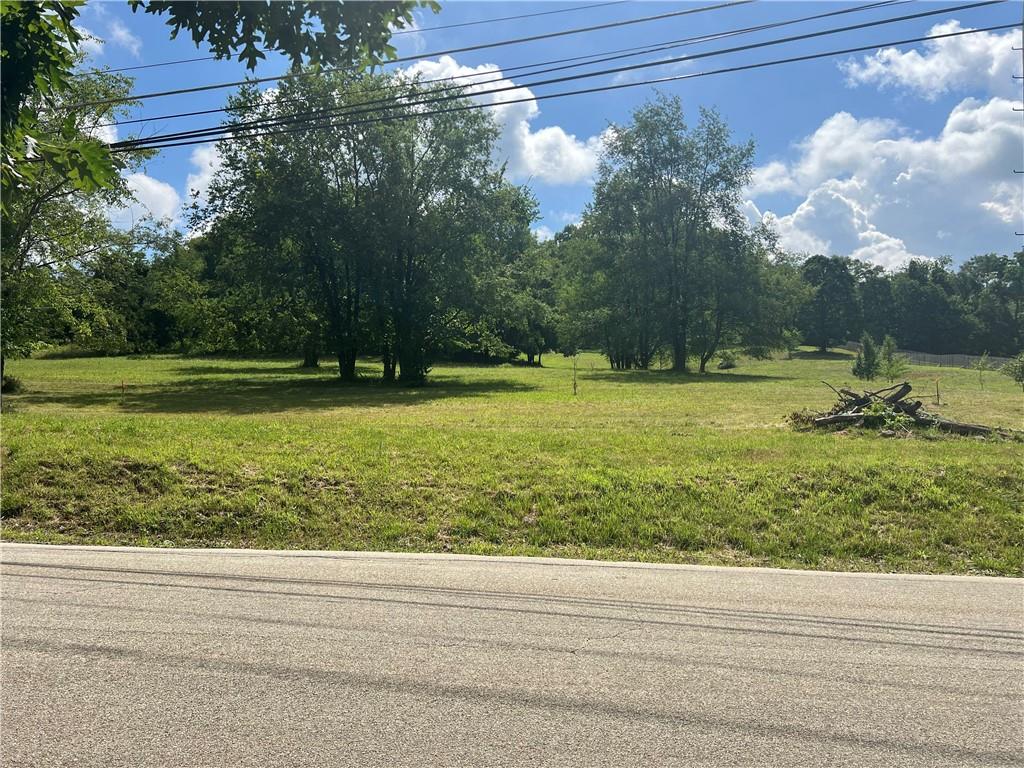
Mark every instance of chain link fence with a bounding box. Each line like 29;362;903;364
840;342;1012;369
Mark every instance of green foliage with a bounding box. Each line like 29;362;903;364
130;0;437;70
2;0;431;207
972;351;995;390
564;97;767;373
1000;353;1024;392
852;332;880;381
798;255;858;352
880;335;910;382
782;329;802;360
861;400;913;432
716;349;738;369
197;72;530;384
0;1;122;211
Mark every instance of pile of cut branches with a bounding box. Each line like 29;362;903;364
797;381;1006;437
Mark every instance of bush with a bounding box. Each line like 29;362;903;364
1;376;23;394
852;332;880;380
716;349;737;369
880;335;910;382
1001;353;1024;392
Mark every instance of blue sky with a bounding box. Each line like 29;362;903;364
79;0;1023;267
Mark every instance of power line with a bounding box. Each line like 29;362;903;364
109;1;1008;151
97;0;906;129
75;1;630;76
69;1;752;109
108;24;1021;155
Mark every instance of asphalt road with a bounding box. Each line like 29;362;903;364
2;543;1022;767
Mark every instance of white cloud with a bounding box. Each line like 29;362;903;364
612;59;692;86
109;173;182;229
185;144;223;207
88;121;118;144
108;19;142;59
747;97;1023;268
840;21;1019;100
533;225;556;242
77;25;104;58
391;9;427;55
552;210;581;226
403;55;603;185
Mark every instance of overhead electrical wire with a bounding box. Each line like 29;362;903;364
108;0;1007;151
69;0;753;109
107;23;1020;155
75;1;631;76
97;0;906;129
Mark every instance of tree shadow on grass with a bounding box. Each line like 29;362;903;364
582;369;785;385
171;363;377;378
14;375;538;415
793;350;853;361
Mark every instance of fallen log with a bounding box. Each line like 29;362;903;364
911;415;993;437
882;382;912;403
813;413;864;427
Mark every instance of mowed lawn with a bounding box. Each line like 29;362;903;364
1;350;1021;575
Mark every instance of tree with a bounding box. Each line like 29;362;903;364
130;1;433;70
879;335;909;383
585;96;753;371
2;0;433;206
197;72;511;384
798;255;857;352
972;351;995;390
1;2;121;212
1000;353;1024;392
852;332;880;381
0;66;151;376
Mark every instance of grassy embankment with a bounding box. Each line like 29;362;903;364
1;349;1021;574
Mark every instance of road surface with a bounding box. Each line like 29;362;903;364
2;543;1022;767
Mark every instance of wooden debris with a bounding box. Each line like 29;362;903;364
805;381;1008;437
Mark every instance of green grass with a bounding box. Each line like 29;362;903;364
2;350;1022;575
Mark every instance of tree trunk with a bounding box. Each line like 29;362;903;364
672;332;687;372
382;343;396;383
339;342;357;381
301;332;319;368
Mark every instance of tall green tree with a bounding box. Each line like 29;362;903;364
588;96;754;371
0;66;150;375
797;255;858;352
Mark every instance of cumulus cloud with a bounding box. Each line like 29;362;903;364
185;144;223;207
533;225;556;242
840;21;1019;100
77;25;104;58
88;121;118;145
109;173;182;229
747;99;1023;267
403;55;603;185
108;19;142;58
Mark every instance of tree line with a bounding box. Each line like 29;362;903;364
4;73;1022;384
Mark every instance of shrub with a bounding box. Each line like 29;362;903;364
716;349;738;369
852;332;880;381
880;335;910;382
1001;353;1024;392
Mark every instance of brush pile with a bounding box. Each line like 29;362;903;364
799;381;1003;437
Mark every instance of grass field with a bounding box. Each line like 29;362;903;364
1;350;1021;575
